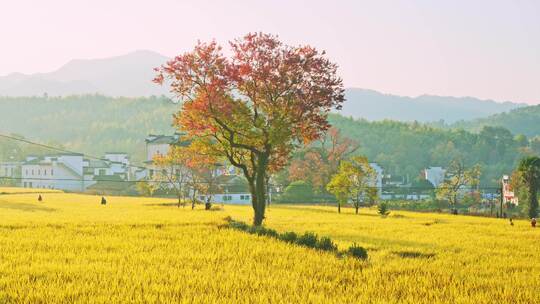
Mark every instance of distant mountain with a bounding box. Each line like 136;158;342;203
0;51;527;122
341;88;525;123
0;50;169;97
450;104;540;137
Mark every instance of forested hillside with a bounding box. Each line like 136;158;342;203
0;95;177;162
450;104;540;137
329;115;534;186
0;95;536;185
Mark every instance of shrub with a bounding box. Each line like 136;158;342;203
279;231;298;243
247;225;260;234
348;243;368;260
277;180;314;203
296;232;318;248
316;236;337;252
264;228;279;238
378;202;390;216
229;221;249;231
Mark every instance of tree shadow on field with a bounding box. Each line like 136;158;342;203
349;235;435;250
145;202;178;207
393;251;436;259
277;205;383;217
0;201;56;212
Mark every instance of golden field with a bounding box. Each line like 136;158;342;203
0;189;539;303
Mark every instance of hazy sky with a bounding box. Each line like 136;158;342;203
1;0;539;103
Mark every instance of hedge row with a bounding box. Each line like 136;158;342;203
224;218;368;260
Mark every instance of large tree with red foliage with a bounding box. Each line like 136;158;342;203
155;33;344;225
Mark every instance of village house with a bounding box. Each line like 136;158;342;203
16;152;134;192
424;166;446;187
0;161;22;185
370;163;384;194
198;175;252;205
145;133;252;204
21;153;87;191
502;175;519;205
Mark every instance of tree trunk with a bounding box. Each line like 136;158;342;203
337;201;341;213
177;196;182;208
355;204;359;214
529;186;538;218
251;154;268;226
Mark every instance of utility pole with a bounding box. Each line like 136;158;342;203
500;177;506;218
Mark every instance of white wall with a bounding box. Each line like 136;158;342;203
199;193;252;205
425;167;445;187
21;159;84;191
370;163;383;194
147;144;170;162
105;153;129;165
0;162;19;177
58;155;84;176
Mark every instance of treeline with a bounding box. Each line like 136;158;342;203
447;104;540;137
0;95;538;187
0;95;177;163
327;114;536;186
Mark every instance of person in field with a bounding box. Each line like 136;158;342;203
38;194;42;202
509;218;514;226
101;196;107;205
532;218;537;228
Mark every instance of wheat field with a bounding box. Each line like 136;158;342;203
0;190;539;303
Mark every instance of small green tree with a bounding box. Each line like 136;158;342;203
517;156;540;218
327;156;378;214
136;180;157;197
377;202;390;217
326;173;349;213
436;159;481;213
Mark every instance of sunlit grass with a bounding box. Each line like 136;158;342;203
0;186;62;194
0;189;538;303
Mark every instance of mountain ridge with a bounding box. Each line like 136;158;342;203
0;50;527;122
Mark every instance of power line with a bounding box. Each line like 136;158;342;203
0;133;504;191
0;133;149;171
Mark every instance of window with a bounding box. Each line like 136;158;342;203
25;169;28;175
38;169;41;176
44;169;47;176
51;169;54;176
99;169;106;176
32;169;34;175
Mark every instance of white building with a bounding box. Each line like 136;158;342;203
502;175;518;205
21;153;86;191
424;167;446;187
370;162;384;195
0;161;22;185
145;134;183;162
198;175;252;205
0;162;21;178
20;152;133;192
